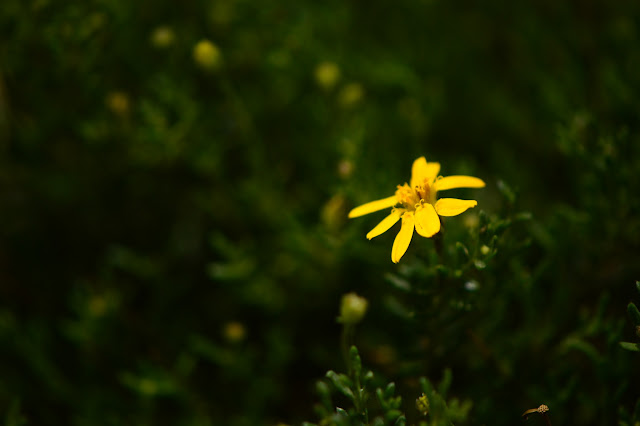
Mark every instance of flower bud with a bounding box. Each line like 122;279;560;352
223;321;246;343
193;39;222;70
339;293;368;324
88;296;107;317
463;213;479;229
314;61;340;90
337;159;354;179
338;83;364;107
321;194;347;231
150;26;175;48
105;91;130;116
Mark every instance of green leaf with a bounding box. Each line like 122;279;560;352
419;377;434;395
371;418;385;426
489;219;512;235
389;395;402;410
326;371;354;400
188;335;232;366
5;399;27;426
496;179;516;203
363;371;374;384
384;382;396;399
628;303;640;326
619;342;640;352
455;242;469;261
377;388;389;411
385;409;403;422
394;416;407;426
385;273;412;292
514;211;533;221
335;407;349;418
633;397;640;420
316;381;333;412
438;369;453;398
435;264;450;275
563;338;602;363
478;210;489;228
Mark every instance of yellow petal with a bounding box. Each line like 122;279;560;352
348;195;397;218
410;157;441;188
414;203;441;237
435;175;485;191
435;198;478;216
366;209;404;240
425;162;441;184
391;212;415;263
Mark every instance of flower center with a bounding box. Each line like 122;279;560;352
395;182;432;211
416;182;431;203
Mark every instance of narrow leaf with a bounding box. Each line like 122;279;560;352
619;342;640;352
628;303;640;326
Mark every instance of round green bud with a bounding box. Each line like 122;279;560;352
339;293;368;324
150;26;175;48
338;83;364;107
193;39;222;70
223;321;246;343
315;61;341;90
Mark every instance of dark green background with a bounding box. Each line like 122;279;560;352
1;0;639;425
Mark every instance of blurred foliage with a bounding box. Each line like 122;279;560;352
1;0;640;425
305;345;470;426
620;282;640;353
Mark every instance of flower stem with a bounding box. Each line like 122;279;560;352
341;324;354;375
434;220;444;263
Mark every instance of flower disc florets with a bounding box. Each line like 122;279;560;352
396;180;435;212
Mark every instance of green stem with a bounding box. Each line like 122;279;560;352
434;219;444;263
341;324;353;375
353;361;362;413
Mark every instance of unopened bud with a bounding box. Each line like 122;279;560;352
339;293;368;324
105;91;130;116
88;296;107;317
463;213;479;229
338;83;364;107
337;159;354;179
321;194;347;231
315;61;340;90
150;26;175;48
193;39;222;70
223;321;246;343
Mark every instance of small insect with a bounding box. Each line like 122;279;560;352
522;405;551;426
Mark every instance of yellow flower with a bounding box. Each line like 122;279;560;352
416;393;430;415
348;156;485;263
